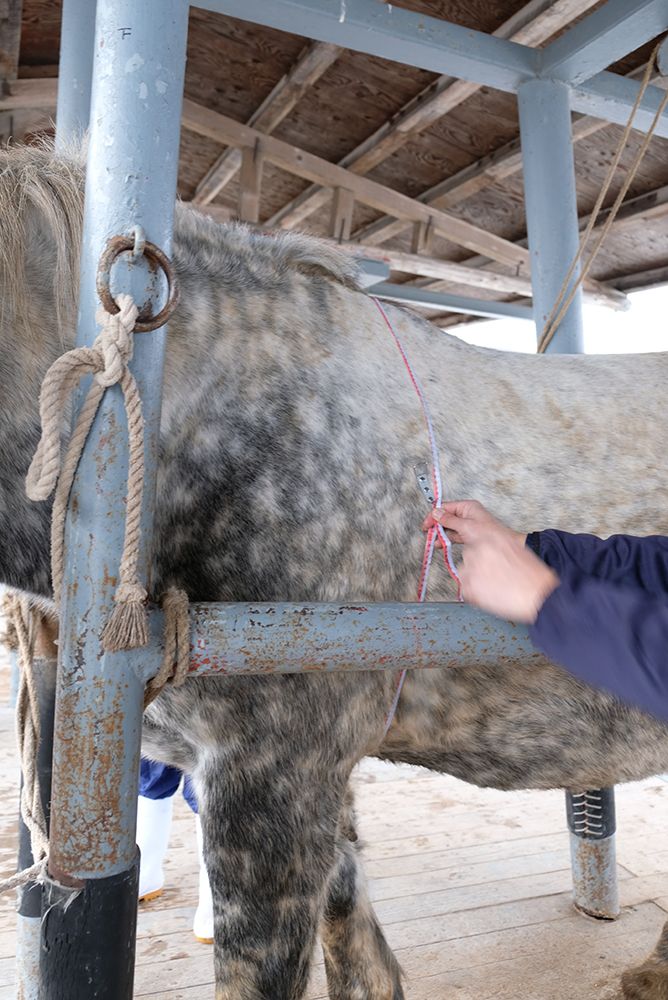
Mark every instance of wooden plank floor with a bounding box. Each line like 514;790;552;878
2;670;668;999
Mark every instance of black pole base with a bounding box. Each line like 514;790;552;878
40;854;139;1000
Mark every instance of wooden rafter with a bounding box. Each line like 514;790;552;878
264;0;601;230
181;98;530;269
394;180;668;311
0;78;642;310
356;64;665;247
192;40;340;207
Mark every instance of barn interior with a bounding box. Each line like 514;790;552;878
1;2;668;999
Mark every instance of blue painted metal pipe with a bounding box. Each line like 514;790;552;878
54;0;96;149
133;602;541;683
15;6;97;996
368;282;534;323
517;78;584;352
182;602;538;677
41;1;189;996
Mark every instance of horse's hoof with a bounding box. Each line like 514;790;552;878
622;961;668;1000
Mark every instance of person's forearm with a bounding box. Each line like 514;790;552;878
527;530;668;596
530;573;668;722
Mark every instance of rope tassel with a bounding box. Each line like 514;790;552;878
27;293;149;652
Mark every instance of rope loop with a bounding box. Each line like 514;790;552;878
26;291;150;651
0;594;50;895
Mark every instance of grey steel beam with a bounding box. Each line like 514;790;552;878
571;71;668;139
367;282;533;322
55;0;96;148
518;78;584;351
133;601;540;682
193;0;539;93
41;1;189;998
539;0;668;86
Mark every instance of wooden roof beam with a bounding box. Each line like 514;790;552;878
355;62;663;247
264;0;601;230
192;40;340;207
181;97;530;269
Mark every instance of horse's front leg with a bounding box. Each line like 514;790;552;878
192;671;385;1000
321;786;404;1000
198;757;346;1000
622;920;668;999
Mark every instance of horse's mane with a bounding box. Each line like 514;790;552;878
0;140;360;339
0;141;85;335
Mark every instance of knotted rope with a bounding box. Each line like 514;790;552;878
144;588;191;708
0;593;49;893
26;294;149;651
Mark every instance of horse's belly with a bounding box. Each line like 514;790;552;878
379;660;668;791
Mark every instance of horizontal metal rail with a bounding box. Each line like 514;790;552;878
368;282;534;321
138;601;539;681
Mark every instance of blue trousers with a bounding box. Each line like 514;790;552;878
139;757;198;813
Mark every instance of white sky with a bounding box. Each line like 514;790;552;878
449;284;668;355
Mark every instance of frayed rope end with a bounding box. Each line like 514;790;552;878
102;588;149;652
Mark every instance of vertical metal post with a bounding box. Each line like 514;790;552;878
16;620;57;1000
517;78;584;353
518;77;619;919
54;0;96;150
13;6;98;996
40;2;189;997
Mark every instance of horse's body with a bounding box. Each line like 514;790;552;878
3;145;668;998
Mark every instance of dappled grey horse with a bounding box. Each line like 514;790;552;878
3;143;668;999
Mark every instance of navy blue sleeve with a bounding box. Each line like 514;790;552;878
526;529;668;597
529;573;668;723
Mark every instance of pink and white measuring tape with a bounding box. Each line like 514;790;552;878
371;297;463;735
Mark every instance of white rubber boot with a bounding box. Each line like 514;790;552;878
137;795;174;901
193;814;214;944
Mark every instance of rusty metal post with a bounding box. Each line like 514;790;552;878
39;2;189;997
15;617;57;1000
518;77;619;920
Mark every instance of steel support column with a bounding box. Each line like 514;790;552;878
14;6;99;994
54;0;96;149
15;620;57;1000
518;77;619;920
40;2;189;997
518;78;584;352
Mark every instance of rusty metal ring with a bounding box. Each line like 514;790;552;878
96;235;180;333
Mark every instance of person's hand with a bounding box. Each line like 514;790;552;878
424;500;559;623
423;499;526;547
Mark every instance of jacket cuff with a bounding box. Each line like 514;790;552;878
525;531;542;557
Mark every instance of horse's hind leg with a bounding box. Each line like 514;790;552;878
622;920;668;999
321;787;404;1000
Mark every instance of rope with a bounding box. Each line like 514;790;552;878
538;45;668;353
0;594;49;894
144;588;191;708
371;298;462;735
26;294;150;651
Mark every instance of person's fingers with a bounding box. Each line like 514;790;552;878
422;511;467;544
429;509;481;544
